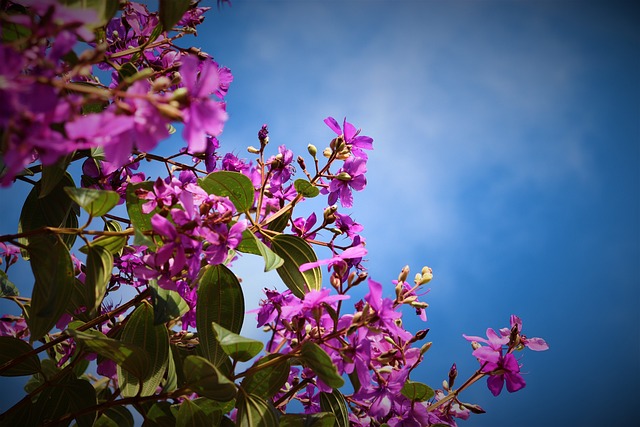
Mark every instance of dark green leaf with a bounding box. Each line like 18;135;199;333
196;264;244;367
118;302;170;397
96;406;135;427
236;228;261;255
236;391;278;427
400;380;434;402
0;270;19;297
84;244;114;314
319;389;349;427
241;354;290;399
176;399;210;427
293;179;320;198
18;173;78;255
279;413;336;427
267;210;291;233
27;235;75;342
143;401;175;427
212;322;263;362
0;336;40;376
150;280;190;325
33;377;96;427
40;153;73;198
159;0;191;31
126;181;157;246
64;187;120;217
183;355;237;402
198;171;255;212
68;329;149;380
271;235;322;298
65;377;98;427
300;342;344;389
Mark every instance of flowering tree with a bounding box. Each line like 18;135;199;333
0;1;548;426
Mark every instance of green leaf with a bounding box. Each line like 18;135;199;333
319;389;349;427
267;210;291;233
271;235;322;298
236;391;278;427
279;413;336;427
84;244;114;314
27;235;75;342
159;0;191;31
144;401;175;427
126;180;157;241
235;230;284;272
293;179;320;198
198;171;255;212
183;355;237;402
118;302;170;397
0;270;19;297
33;377;97;427
40;153;73;198
241;354;290;399
18;173;78;256
0;336;40;376
68;329;149;380
176;399;210;427
64;187;120;217
96;406;135;427
400;380;434;402
196;264;244;367
78;233;127;256
150;280;190;325
211;322;263;362
300;342;344;389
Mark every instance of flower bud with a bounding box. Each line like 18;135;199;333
297;156;306;170
471;341;481;350
442;380;449;391
448;363;458;388
419;266;433;285
335;172;352;181
398;265;410;283
307;144;317;157
410;301;429;309
247;146;260;154
323;205;337;224
171;87;189;103
395;281;404;299
155;103;183;121
323;147;333;158
420;342;432;355
152;76;171;91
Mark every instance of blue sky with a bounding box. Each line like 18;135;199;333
0;1;638;425
196;1;639;425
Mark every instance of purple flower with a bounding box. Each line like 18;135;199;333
292;212;317;239
500;314;550;351
327;156;367;208
299;244;367;273
324;116;374;159
485;352;526;396
180;55;230;152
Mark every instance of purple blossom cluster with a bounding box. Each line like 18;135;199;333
0;0;229;186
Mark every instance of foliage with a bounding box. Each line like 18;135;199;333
0;1;548;426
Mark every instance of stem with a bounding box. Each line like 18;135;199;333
0;226;135;244
0;289;151;375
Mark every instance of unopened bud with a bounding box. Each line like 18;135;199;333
410;301;429;309
335;172;352;181
461;402;486;414
448;363;458;388
323;147;332;158
398;265;410;283
247;146;260;154
442;380;449;391
171;87;189;103
307;144;317;157
155;103;183;121
384;336;397;346
471;341;481;350
297;156;306;170
152;76;171;91
420;341;432;355
323;205;337;224
395;282;404;299
419;266;433;285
